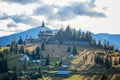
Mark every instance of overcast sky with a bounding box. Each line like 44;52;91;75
0;0;120;37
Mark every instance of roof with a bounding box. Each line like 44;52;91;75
62;62;72;65
38;26;53;36
57;71;69;75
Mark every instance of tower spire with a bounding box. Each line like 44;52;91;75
42;21;45;27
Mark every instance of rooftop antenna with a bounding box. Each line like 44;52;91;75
61;14;63;28
60;13;64;31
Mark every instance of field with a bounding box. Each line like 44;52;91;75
7;43;120;80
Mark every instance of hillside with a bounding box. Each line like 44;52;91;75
6;43;120;80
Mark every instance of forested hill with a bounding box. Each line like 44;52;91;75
0;25;120;50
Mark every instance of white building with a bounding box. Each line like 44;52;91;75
32;60;41;63
20;54;30;61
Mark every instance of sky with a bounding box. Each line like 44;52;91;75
0;0;120;37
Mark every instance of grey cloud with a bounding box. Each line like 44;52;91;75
2;0;41;5
33;0;106;21
7;22;17;28
0;29;6;31
70;2;106;17
0;12;8;20
34;5;54;17
0;13;40;26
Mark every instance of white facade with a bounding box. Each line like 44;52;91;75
20;55;30;61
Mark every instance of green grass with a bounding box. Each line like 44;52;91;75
7;54;24;70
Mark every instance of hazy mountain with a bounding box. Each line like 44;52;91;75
0;26;58;47
93;33;120;50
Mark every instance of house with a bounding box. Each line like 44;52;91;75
20;54;30;61
32;60;41;63
57;71;70;76
68;54;74;58
62;62;72;68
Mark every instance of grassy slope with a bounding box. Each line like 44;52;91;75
7;43;120;80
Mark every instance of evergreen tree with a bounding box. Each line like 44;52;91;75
103;40;107;50
109;56;112;68
90;38;96;46
114;58;118;66
101;73;109;80
0;52;8;73
104;56;112;69
65;25;72;40
18;36;23;44
77;29;82;40
67;46;71;52
32;51;35;59
59;60;62;66
4;58;8;72
91;56;93;62
35;46;41;59
41;42;45;51
98;40;102;48
45;54;50;66
119;57;120;64
19;45;24;54
23;58;27;71
10;45;13;53
72;29;77;40
0;45;2;50
105;56;109;69
100;56;104;65
38;66;42;78
85;54;88;61
72;46;78;55
14;43;18;54
12;66;18;80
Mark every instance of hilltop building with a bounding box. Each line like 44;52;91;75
38;21;53;41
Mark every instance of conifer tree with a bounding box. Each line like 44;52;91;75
23;58;27;71
59;60;62;66
101;73;109;80
98;40;102;48
119;57;120;64
77;29;82;40
32;51;35;59
18;36;23;44
114;58;118;66
38;66;42;78
67;46;71;52
14;43;18;54
72;46;78;55
12;66;18;80
19;45;24;54
41;42;45;51
45;54;50;66
35;46;41;59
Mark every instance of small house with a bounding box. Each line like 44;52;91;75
20;54;30;61
68;54;74;58
62;62;72;68
32;60;41;63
